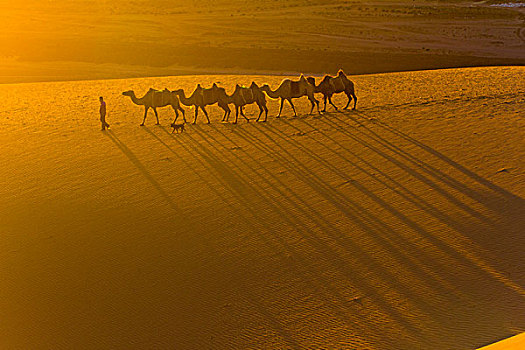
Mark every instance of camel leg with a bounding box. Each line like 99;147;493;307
288;99;297;117
313;96;320;114
240;105;249;122
180;107;186;123
308;98;316;115
263;104;268;122
344;91;357;110
171;107;180;125
193;106;199;124
344;94;351;109
153;108;160;125
141;106;149;126
202;106;210;124
323;95;328;112
220;103;230;123
234;106;239;124
328;96;338;111
277;98;284;118
256;103;263;122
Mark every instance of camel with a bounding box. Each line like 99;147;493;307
174;83;230;124
223;82;269;123
307;70;357;112
122;88;185;126
260;75;320;117
208;83;232;123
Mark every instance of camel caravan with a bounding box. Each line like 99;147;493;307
122;70;357;132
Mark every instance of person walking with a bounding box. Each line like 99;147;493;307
99;96;110;130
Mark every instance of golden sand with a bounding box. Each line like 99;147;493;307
0;67;524;348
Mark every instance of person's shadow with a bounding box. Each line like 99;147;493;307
106;130;179;211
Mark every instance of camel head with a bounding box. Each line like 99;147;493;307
122;90;135;97
306;77;316;86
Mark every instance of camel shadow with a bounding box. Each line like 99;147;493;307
106;130;179;212
325;111;525;252
197;125;453;336
232;119;525;343
344;110;525;266
140;121;522;348
252;117;525;287
145;123;428;343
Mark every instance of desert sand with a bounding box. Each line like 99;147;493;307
1;0;525;83
0;66;524;349
479;332;525;349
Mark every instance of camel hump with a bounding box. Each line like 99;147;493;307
290;81;301;95
338;69;346;77
250;81;258;88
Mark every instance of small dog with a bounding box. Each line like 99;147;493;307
171;123;185;133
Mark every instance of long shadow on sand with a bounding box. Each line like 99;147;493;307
277;114;524;293
189;125;450;338
154;125;419;348
150;125;306;349
344;111;522;209
257;119;483;287
321;111;525;270
240;118;524;335
106;130;179;212
237;116;524;344
142;120;523;348
231;125;492;303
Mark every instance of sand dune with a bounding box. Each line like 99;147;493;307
0;67;524;349
2;0;525;83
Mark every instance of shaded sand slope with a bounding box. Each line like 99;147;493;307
0;67;524;349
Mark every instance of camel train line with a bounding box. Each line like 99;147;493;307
122;70;357;132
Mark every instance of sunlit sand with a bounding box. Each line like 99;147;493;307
1;0;524;348
1;67;523;348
